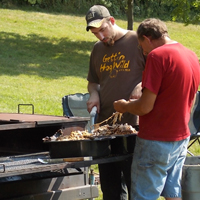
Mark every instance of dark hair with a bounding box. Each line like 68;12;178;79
137;18;169;41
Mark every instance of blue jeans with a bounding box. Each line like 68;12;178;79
131;136;189;200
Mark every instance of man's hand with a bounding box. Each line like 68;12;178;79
114;88;157;116
113;99;128;113
87;95;100;113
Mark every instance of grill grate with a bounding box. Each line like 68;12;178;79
0;158;40;172
0;152;70;178
0;151;133;179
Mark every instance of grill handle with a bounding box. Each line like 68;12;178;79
0;164;5;173
18;104;34;114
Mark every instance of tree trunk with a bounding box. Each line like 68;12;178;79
127;0;134;30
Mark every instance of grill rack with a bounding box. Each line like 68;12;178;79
0;151;132;178
0;152;68;178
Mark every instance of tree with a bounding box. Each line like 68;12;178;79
167;0;200;24
127;0;134;30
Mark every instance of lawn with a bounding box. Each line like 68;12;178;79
0;6;200;200
0;8;199;116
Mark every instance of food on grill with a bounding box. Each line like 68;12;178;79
92;123;137;137
43;123;137;142
93;112;123;129
42;129;94;141
43;112;138;142
42;129;63;141
57;130;94;141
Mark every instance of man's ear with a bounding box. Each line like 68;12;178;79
143;35;152;44
109;17;115;25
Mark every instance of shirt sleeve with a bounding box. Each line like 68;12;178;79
142;53;163;95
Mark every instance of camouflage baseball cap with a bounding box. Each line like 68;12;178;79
85;5;110;31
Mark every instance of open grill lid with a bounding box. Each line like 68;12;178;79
0;113;89;130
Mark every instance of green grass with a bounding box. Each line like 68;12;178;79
0;8;199;115
0;7;200;200
0;8;95;115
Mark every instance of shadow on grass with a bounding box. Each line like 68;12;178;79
0;31;94;79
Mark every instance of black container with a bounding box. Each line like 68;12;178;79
46;138;111;158
110;134;137;155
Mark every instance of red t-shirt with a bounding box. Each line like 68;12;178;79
139;43;200;141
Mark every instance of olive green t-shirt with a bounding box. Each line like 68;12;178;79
87;31;145;126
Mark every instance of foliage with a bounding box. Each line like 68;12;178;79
133;0;173;20
133;0;200;24
1;0;200;24
169;0;200;24
5;0;127;15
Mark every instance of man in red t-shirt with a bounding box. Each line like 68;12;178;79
114;18;200;200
